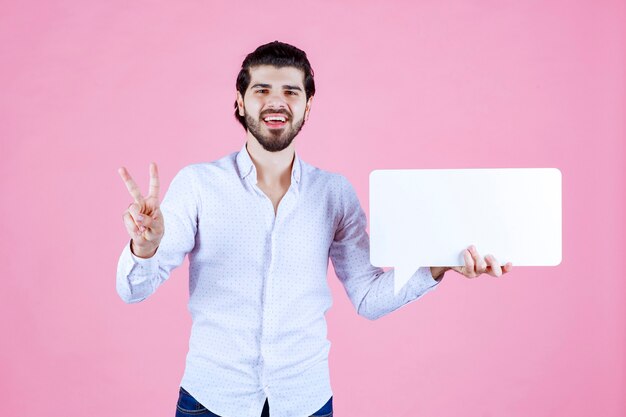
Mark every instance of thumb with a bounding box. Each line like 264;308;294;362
141;207;163;231
151;207;162;223
138;207;163;230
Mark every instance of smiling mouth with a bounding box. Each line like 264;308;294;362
262;116;288;128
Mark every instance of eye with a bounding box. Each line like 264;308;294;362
286;91;298;95
256;89;267;93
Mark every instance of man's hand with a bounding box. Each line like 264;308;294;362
430;245;513;281
118;162;164;258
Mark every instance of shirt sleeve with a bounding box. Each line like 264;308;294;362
329;176;441;320
115;166;199;304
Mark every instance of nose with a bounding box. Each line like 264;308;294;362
265;90;287;110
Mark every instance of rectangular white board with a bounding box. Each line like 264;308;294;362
369;168;562;294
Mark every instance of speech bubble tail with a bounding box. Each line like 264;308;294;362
393;264;417;296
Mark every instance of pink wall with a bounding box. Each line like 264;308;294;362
1;1;624;416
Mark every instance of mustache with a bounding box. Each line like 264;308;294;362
260;111;290;118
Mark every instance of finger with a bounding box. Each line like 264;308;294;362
118;167;145;204
148;162;160;202
463;248;476;277
468;245;488;273
146;214;163;236
122;211;143;238
138;213;154;230
127;203;147;232
485;255;503;277
151;207;161;221
140;207;163;234
142;226;161;242
134;204;155;229
502;262;513;274
149;207;163;231
141;212;164;242
136;207;159;229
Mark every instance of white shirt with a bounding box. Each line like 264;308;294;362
116;144;441;417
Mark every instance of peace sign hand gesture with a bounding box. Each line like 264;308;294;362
118;162;164;259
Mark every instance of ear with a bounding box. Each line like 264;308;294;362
236;91;245;116
304;95;313;121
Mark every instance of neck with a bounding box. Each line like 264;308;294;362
245;133;295;187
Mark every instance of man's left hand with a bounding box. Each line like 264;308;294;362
431;245;513;280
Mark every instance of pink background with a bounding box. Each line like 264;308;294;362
1;1;624;416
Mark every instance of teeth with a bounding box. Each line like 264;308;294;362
264;116;286;122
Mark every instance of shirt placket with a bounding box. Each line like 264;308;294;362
252;180;296;400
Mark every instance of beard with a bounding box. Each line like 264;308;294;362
245;112;306;152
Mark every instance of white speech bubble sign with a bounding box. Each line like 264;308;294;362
369;168;562;294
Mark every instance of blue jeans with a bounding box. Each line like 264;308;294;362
175;386;333;417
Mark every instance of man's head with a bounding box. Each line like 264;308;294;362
234;41;315;152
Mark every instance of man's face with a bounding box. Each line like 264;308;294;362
237;65;313;152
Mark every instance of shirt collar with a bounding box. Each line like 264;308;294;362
236;143;302;185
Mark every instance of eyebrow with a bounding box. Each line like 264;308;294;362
251;83;303;92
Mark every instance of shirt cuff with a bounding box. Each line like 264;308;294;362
120;239;159;282
428;266;446;283
410;266;442;291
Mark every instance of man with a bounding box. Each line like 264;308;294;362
116;41;512;417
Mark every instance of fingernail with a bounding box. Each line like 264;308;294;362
137;215;144;222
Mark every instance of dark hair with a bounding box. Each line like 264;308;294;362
234;40;316;131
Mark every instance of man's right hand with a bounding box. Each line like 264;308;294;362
118;162;164;258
